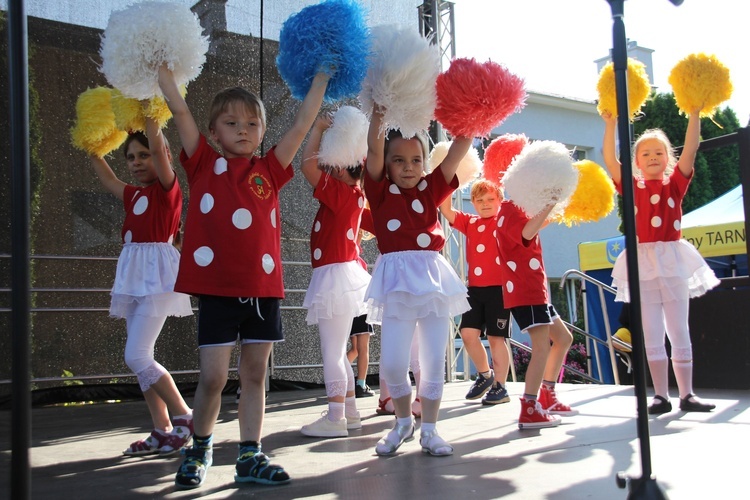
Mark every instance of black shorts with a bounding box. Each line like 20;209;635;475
459;286;512;338
197;295;283;347
511;304;559;333
350;314;373;336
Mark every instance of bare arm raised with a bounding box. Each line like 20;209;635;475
677;110;701;178
366;104;386;182
275;72;330;168
522;203;555;241
438;195;457;225
301;114;332;187
158;65;200;158
601;111;621;185
90;155;126;201
437;136;472;184
145;116;177;191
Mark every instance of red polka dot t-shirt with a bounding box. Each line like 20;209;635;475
175;135;292;298
121;181;182;244
614;167;692;243
310;175;366;268
364;168;458;254
450;211;503;287
495;200;548;308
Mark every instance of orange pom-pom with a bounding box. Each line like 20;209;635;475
482;134;528;184
435;58;526;138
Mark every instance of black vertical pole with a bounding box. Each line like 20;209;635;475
607;1;667;498
7;0;32;499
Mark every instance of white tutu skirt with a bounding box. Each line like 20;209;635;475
612;239;720;303
110;242;193;318
365;250;469;325
303;261;371;325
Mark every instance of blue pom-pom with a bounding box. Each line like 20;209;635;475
276;0;370;102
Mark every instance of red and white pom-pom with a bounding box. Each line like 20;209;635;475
435;58;526;138
427;141;482;187
318;105;369;168
99;1;208;100
359;24;439;138
503;140;578;218
483;133;528;185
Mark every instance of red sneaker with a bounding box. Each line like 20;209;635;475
518;398;561;430
539;385;579;416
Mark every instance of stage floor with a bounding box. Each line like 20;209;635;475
2;381;747;499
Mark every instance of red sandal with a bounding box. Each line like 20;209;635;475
123;429;169;456
159;415;194;456
376;397;395;415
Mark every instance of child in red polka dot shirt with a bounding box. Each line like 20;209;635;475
603;109;718;415
158;65;330;488
298;113;371;438
439;179;513;406
364;104;472;457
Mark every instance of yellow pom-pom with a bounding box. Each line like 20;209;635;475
668;53;732;118
70;86;128;158
111;87;184;132
557;160;615;226
596;58;651;121
613;327;632;352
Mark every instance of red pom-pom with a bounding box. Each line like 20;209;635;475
483;133;528;184
435;58;526;138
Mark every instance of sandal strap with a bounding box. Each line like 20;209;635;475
243;452;287;481
128;429;167;452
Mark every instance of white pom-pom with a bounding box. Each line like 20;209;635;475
319;106;369;168
503;141;579;218
99;1;209;100
359;24;439;138
427;141;482;187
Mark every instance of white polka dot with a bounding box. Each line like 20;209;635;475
495;257;501;265
493;230;496;238
474;267;483;276
634;206;638;215
650;194;660;204
506;281;514;293
262;254;275;274
469;218;477;225
507;261;517;272
313;248;322;260
387;219;401;231
416;233;431;248
270;208;277;228
168;234;174;244
213;158;228;175
314;220;321;232
389;184;400;194
124;230;133;243
417;180;427;191
673;219;681;231
133;196;148;215
346;228;355;240
200;193;214;214
194;246;214;267
358;197;364;208
668;197;675;208
476;244;486;253
637;180;646;189
411;200;424;213
497;216;505;227
232;208;252;230
476;225;486;234
529;258;541;270
651;216;662;228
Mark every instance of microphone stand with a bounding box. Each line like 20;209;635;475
605;0;678;497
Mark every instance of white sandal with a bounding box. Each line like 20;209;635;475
420;429;453;456
375;421;414;456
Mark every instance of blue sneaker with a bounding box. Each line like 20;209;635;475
465;371;494;400
175;446;213;490
235;446;290;485
482;384;510;405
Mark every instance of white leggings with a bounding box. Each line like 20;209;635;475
380;312;447;401
318;313;356;398
124;313;169;392
641;297;693;362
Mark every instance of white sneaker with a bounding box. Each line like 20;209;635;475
346;411;362;430
301;411;348;438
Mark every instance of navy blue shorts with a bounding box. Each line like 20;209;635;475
511;304;559;333
350;314;373;336
460;286;512;338
197;295;283;347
